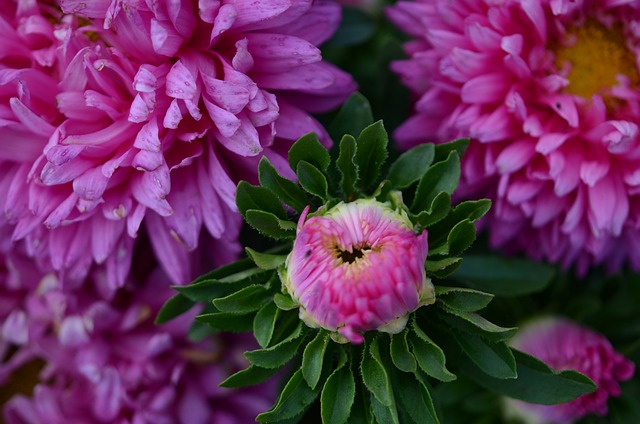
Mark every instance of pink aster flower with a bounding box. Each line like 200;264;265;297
387;0;640;274
1;266;275;424
280;198;434;344
506;317;635;423
0;0;356;293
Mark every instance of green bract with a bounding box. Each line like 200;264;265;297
158;94;595;424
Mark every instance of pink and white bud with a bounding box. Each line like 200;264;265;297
280;199;434;344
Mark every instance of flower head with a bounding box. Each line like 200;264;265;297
506;317;635;423
280;198;434;343
387;0;640;274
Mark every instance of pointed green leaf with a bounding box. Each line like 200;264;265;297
236;181;287;220
361;337;394;407
245;209;296;240
438;307;517;342
190;258;261;284
254;302;280;348
355;121;388;192
390;330;417;373
453;330;517;379
175;268;272;302
156;293;194;324
410;321;456;382
302;331;331;389
274;292;298;310
434;138;469;162
195;311;254;332
370;391;400;424
213;284;272;314
336;134;358;199
411;150;460;213
387;144;435;189
220;364;283;388
395;371;440;424
448;199;491;223
321;361;356;424
329;92;374;141
297;161;329;200
461;348;596;404
246;247;287;270
256;369;322;422
289;132;330;172
436;287;494;313
258;157;309;213
413;192;451;228
446;219;477;256
424;257;462;279
245;322;305;369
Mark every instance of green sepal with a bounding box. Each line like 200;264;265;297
424;257;462;279
220;364;283;388
321;351;356;424
254;302;280;348
453;330;517;379
289;132;331;172
297;160;329;201
435;286;494;313
394;369;440;424
236;181;287;220
410;319;457;382
461;348;596;404
195;311;254;332
361;337;394;407
387;144;435;189
274;292;298;310
413;192;451;228
156;293;194;324
212;284;272;314
390;329;417;373
258;157;309;213
433;138;469;162
302;331;331;389
437;307;517;343
244;322;306;369
245;209;297;240
355;121;388;192
411;150;460;213
336;134;358;200
329;92;374;141
246;247;287;270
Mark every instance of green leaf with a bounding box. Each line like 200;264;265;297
302;331;331;389
361;337;394;407
387;144;435;189
453;255;557;297
321;361;356;424
246;247;287;270
297;161;329;200
424;257;462;279
410;320;456;382
436;287;494;313
245;322;305;369
254;302;280;348
329;92;374;141
438;307;517;342
258;157;309;213
355;121;388;192
156;293;194;324
448;199;491;223
289;132;331;172
195;311;254;332
236;181;287;220
370;391;400;424
220;364;283;388
274;292;298;310
390;330;417;373
245;209;297;240
445;219;477;256
413;192;451;228
396;371;440;424
434;138;469;162
175;268;272;302
453;331;517;379
190;258;258;284
336;134;358;199
256;369;322;422
461;348;596;404
411;150;460;213
212;284;272;314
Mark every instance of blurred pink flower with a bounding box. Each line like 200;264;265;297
387;0;640;274
280;199;434;344
0;0;356;294
507;317;635;423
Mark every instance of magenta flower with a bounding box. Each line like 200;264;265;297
280;199;434;344
506;317;635;423
387;0;640;274
0;0;356;293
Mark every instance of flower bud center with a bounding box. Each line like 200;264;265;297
336;244;371;263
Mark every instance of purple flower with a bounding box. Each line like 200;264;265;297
506;317;635;423
280;199;434;344
387;0;640;274
0;0;356;293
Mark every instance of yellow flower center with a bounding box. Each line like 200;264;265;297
554;20;639;101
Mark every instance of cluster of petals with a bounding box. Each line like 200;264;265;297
281;199;434;344
0;0;356;294
387;0;640;274
1;255;274;423
507;317;635;423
